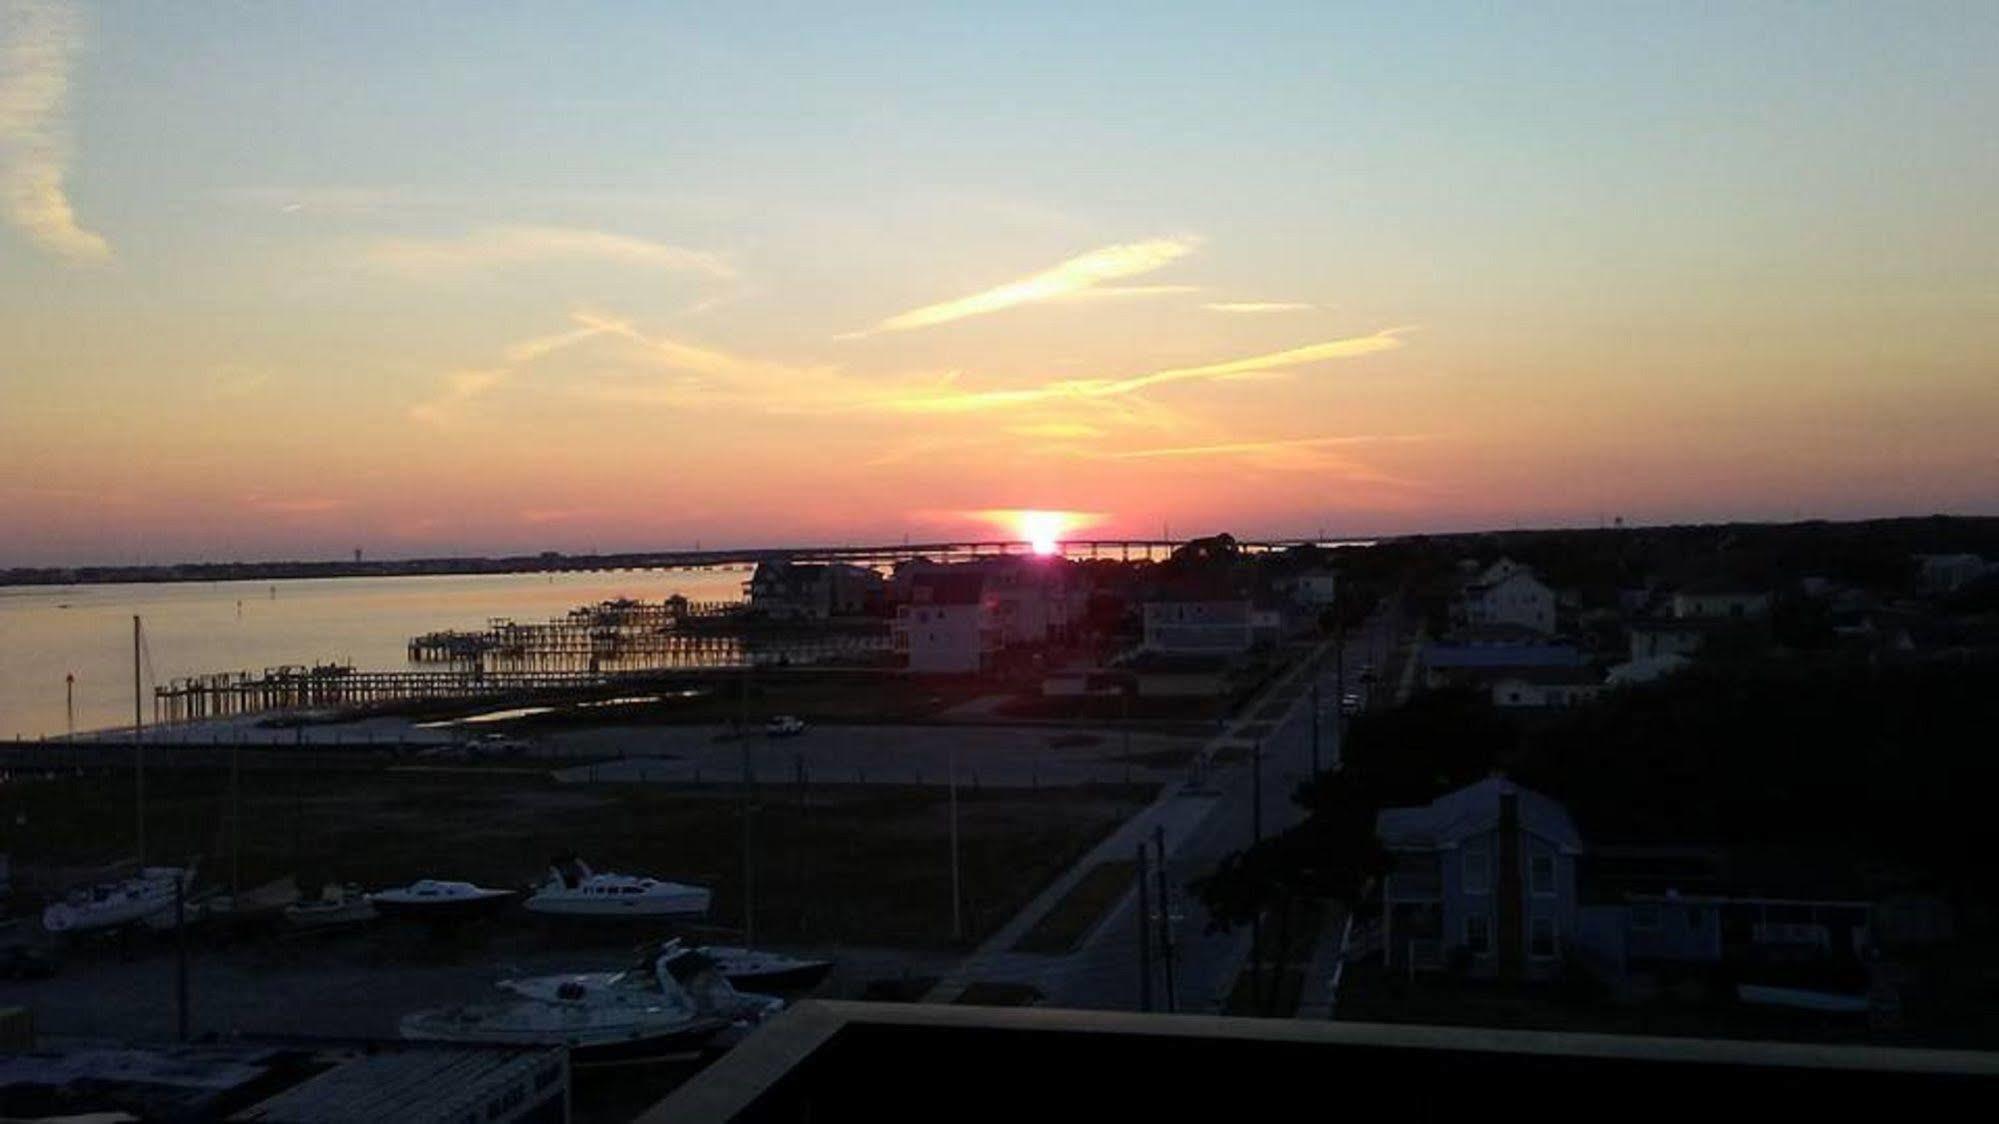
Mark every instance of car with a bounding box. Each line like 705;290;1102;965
0;945;60;980
765;715;807;737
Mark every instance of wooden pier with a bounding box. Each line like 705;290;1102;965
157;636;890;723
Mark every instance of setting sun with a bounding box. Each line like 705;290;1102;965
1022;511;1063;555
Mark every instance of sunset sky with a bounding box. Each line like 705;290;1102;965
3;2;1995;565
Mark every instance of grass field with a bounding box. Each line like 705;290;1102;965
1012;859;1139;954
0;768;1148;950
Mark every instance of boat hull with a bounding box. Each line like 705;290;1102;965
370;892;513;923
524;890;711;920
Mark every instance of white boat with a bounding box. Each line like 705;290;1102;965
524;857;711;920
368;879;515;922
43;866;195;934
283;882;378;929
504;944;831;1001
404;942;782;1062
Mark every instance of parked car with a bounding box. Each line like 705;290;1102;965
765;715;807;737
471;733;529;757
0;945;59;980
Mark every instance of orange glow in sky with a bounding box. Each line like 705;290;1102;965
969;510;1097;554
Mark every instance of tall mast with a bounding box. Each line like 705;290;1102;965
133;615;146;867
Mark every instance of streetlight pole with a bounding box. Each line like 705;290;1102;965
949;743;963;943
1310;680;1321;775
133;616;145;868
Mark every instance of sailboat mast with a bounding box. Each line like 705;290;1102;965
133;614;146;868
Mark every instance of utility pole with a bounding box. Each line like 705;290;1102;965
1154;825;1177;1013
949;742;963;943
174;874;189;1041
1252;738;1263;846
229;737;242;902
1310;680;1321;775
65;673;74;742
739;667;755;949
1135;842;1154;1012
133;616;145;868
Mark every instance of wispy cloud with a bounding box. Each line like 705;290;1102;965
1097;433;1433;482
244;494;353;515
883;329;1408;414
412;311;858;424
0;0;110;263
366;225;734;279
1105;434;1427;460
1055;284;1203;303
844;236;1199;337
1010;421;1105;439
1204;301;1314;313
408;318;627;426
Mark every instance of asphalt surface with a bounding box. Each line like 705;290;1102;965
929;603;1410;1013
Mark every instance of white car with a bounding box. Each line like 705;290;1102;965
765;715;806;737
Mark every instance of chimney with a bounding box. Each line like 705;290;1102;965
1496;785;1525;981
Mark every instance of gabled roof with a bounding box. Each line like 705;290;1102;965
1376;777;1583;851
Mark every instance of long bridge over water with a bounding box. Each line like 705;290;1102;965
4;537;1373;587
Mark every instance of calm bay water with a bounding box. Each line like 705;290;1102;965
0;569;749;740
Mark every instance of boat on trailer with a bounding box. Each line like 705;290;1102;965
404;941;782;1062
368;879;514;922
524;856;711;920
42;865;196;935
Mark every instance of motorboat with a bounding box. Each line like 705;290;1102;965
524;856;711;920
368;879;514;922
504;944;832;999
283;882;378;929
205;875;302;928
698;946;834;992
403;941;782;1062
43;866;195;934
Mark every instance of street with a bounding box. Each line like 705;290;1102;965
929;599;1412;1012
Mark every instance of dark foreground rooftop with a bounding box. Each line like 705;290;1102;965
650;1001;1999;1123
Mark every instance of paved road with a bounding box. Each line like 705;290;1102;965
929;602;1411;1012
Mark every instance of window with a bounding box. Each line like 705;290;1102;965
1531;917;1558;959
1461;839;1491;894
1529;854;1556;896
1631;903;1662;930
1464;913;1491;956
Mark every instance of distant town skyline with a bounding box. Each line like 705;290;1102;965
4;2;1996;566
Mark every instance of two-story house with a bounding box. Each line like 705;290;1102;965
1142;599;1254;656
1459;567;1557;635
893;571;999;674
1377;777;1584;980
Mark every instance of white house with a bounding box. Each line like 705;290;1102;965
1378;777;1584;980
893;571;999;674
1142;599;1254;655
979;557;1081;647
1461;570;1557;635
1281;570;1339;608
1915;553;1992;593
